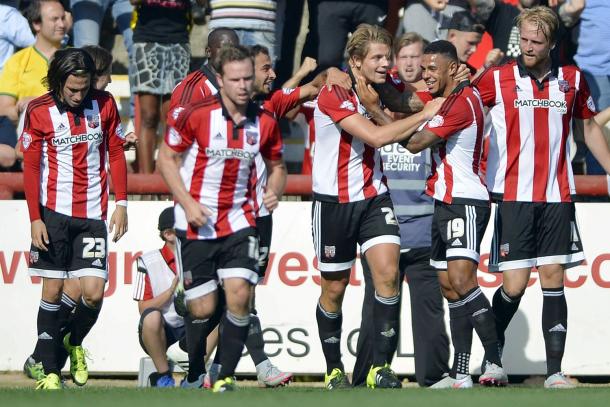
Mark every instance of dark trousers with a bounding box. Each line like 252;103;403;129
303;0;388;73
352;247;450;387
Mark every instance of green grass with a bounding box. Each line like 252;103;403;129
1;386;610;407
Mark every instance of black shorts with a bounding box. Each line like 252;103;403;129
489;201;584;272
431;201;490;270
28;207;108;280
256;214;273;279
178;227;259;301
311;193;400;272
138;308;185;353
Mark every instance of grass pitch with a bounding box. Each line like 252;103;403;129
1;385;610;407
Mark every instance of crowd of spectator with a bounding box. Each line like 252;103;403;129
1;0;609;174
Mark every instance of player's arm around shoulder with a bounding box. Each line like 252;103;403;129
471;65;499;107
324;83;442;149
404;96;471;153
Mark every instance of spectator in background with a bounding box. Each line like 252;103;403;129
208;0;278;61
303;0;389;73
473;0;585;63
69;0;132;51
0;0;66;170
169;28;239;113
0;2;35;70
130;0;191;173
69;0;135;124
574;0;610;174
402;0;467;42
445;11;486;67
444;10;504;77
392;32;429;91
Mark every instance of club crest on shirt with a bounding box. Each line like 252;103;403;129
171;106;185;120
339;100;355;111
87;114;100;129
558;80;570;93
246;130;258;145
168;127;181;146
22;132;32;150
428;115;444;128
116;125;125;140
587;96;597;113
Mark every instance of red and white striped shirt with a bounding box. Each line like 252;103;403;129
166;96;283;240
474;60;596;202
168;64;219;112
424;85;488;204
251;88;301;217
298;101;316;175
133;244;183;328
22;90;127;221
313;85;388;203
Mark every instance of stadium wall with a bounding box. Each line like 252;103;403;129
1;201;610;375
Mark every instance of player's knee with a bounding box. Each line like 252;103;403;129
0;149;16;168
501;282;527;299
42;280;64;303
142;310;164;331
440;284;460;301
538;264;565;287
224;284;251;313
376;270;400;292
448;274;476;296
322;282;347;304
188;300;213;320
81;292;103;308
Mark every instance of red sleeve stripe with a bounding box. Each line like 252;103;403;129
175;96;218;129
180;72;205;105
334;87;352;102
23;94;52;131
437;92;461;117
471;66;495;88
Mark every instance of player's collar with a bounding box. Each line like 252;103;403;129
217;94;259;127
52;91;93;114
516;56;559;80
450;80;470;95
252;91;269;107
200;63;220;90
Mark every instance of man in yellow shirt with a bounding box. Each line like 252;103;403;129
0;0;66;169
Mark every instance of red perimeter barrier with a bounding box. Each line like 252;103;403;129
0;173;608;200
0;173;314;199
